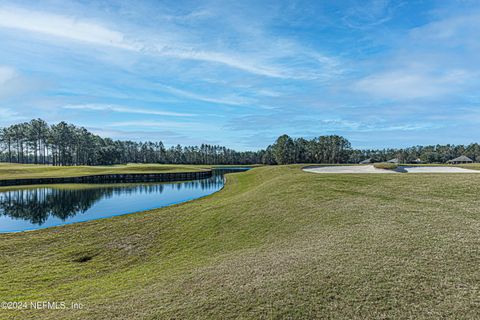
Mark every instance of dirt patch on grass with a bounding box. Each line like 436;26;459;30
72;253;96;263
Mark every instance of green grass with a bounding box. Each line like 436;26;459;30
0;163;216;180
373;162;399;170
1;165;479;319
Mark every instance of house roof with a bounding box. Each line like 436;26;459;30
359;158;372;164
449;155;473;162
387;158;399;163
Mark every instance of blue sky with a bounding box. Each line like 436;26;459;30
0;0;479;150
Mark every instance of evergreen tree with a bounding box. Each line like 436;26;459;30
272;134;295;164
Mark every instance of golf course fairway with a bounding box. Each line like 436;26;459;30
1;165;479;319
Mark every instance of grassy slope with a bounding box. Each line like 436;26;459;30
0;163;211;180
1;165;479;319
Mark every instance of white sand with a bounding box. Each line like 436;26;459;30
400;166;479;173
303;165;480;174
303;165;397;174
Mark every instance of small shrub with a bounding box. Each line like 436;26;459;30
373;162;398;170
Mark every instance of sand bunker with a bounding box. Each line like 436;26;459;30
399;166;479;173
303;165;396;174
303;165;480;174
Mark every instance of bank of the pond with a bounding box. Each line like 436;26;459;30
0;170;212;186
0;163;212;181
0;168;249;232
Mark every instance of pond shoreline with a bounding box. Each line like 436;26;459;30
0;168;250;233
0;170;213;187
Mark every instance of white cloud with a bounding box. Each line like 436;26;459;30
354;69;472;100
0;65;34;98
0;66;16;85
158;85;256;107
0;107;23;124
63;104;195;117
0;107;18;118
0;6;136;50
164;49;286;79
106;120;200;129
342;0;400;29
0;6;278;77
409;13;480;48
0;6;341;80
352;9;480;101
0;6;265;77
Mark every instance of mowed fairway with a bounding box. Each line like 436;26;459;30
0;165;479;319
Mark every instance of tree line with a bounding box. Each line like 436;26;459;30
1;119;479;165
263;134;352;164
266;135;480;164
0;119;262;165
349;144;480;164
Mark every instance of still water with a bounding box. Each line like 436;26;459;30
0;168;248;233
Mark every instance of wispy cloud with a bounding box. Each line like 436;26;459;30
87;126;218;145
0;5;341;80
227;111;437;133
354;69;472;100
63;104;195;117
158;85;256;107
0;66;16;84
409;12;480;48
342;0;401;29
352;7;480;102
0;6;136;50
0;65;38;98
0;107;18;118
0;107;23;124
106;120;201;129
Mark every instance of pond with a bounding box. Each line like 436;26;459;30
0;168;249;233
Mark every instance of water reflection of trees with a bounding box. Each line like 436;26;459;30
0;188;108;225
0;174;226;225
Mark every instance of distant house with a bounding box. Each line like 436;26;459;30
410;158;423;164
359;158;374;164
447;155;473;164
387;158;399;164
